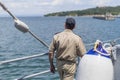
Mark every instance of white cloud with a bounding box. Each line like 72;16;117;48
51;0;63;6
0;0;119;16
51;0;81;6
74;0;81;4
91;0;112;6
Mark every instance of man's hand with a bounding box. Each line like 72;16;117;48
50;64;55;73
49;52;55;73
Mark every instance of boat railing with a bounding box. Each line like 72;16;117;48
1;37;119;65
14;70;51;80
0;37;120;80
0;53;48;65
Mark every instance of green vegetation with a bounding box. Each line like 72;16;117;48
44;6;120;16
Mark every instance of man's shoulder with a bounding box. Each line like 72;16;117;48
73;33;82;38
54;32;61;35
53;32;62;38
54;31;65;35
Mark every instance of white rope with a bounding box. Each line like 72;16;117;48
0;53;47;65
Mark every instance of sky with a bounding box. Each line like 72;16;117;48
0;0;120;16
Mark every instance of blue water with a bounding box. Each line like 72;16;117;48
0;16;120;80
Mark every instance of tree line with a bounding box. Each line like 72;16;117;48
44;6;120;16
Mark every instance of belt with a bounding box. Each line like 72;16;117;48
57;59;76;63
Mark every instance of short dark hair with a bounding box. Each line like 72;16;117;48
65;17;76;30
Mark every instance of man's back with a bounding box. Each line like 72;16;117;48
53;29;84;62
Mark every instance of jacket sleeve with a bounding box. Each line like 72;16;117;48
49;36;56;54
76;37;86;57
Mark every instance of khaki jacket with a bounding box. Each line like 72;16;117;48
49;29;86;62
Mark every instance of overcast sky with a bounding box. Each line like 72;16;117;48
0;0;120;16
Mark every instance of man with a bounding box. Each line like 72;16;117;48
49;17;86;80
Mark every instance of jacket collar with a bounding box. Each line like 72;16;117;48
64;29;73;33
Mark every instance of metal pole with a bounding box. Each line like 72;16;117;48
15;70;50;80
28;31;49;48
0;1;17;20
0;53;48;65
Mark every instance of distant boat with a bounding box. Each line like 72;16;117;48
93;13;115;20
116;15;120;18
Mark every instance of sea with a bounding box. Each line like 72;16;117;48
0;16;120;80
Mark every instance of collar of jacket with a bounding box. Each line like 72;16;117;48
64;29;73;32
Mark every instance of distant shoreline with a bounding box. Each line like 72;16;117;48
44;6;120;17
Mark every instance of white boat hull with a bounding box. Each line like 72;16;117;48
76;54;114;80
